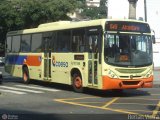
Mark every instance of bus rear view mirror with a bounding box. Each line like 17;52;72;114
151;29;156;44
152;35;156;44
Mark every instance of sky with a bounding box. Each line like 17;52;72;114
108;0;160;39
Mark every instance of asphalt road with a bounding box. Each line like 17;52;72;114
0;67;160;120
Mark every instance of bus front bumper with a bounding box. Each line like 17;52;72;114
102;76;153;90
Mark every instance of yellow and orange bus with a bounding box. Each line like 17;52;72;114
5;19;154;92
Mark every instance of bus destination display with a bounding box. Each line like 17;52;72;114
106;21;151;33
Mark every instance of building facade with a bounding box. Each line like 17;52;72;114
86;0;100;7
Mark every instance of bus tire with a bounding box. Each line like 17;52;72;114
23;67;30;84
72;74;83;93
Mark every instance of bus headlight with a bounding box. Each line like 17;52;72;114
145;69;152;78
108;70;118;78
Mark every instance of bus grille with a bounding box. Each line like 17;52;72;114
115;68;146;74
122;81;140;85
119;76;142;78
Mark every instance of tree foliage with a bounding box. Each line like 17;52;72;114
0;0;77;30
0;0;108;54
0;0;77;50
78;0;108;19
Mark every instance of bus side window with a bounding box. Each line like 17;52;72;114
12;35;21;52
6;37;12;52
21;34;31;52
42;32;56;52
87;35;98;53
51;32;57;52
72;28;85;52
72;36;78;52
86;26;102;54
31;33;43;52
56;30;71;52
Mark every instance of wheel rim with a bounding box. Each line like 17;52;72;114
74;76;82;88
23;72;28;82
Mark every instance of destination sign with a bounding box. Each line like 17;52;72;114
106;21;151;33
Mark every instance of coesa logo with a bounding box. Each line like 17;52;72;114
52;56;68;67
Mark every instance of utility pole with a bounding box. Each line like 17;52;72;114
128;0;138;19
144;0;147;22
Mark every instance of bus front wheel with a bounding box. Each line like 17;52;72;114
23;67;30;84
72;74;83;93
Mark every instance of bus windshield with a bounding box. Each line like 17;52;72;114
104;33;153;67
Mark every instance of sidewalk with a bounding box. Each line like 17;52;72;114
153;68;160;88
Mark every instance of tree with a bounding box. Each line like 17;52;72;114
19;0;77;28
0;0;77;54
79;0;108;19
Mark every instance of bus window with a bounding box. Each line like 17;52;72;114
88;35;98;53
86;34;99;53
119;35;130;54
86;26;102;53
72;28;85;52
51;32;57;52
6;37;12;52
12;35;20;52
31;33;42;52
21;34;31;52
56;30;71;52
42;32;56;52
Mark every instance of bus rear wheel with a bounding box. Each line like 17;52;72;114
72;74;83;93
23;67;30;84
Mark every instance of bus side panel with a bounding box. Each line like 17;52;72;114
5;53;43;80
25;53;43;80
5;53;25;77
50;53;87;86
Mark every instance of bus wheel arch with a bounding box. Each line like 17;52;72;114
71;68;83;93
22;65;30;84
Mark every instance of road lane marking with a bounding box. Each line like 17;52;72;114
55;94;160;120
152;101;160;117
55;98;158;119
15;85;60;92
102;97;119;108
0;86;44;93
54;98;138;115
56;97;97;101
0;88;26;95
76;102;102;104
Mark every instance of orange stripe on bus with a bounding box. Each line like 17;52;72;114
23;56;41;66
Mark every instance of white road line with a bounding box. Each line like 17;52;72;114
15;85;60;92
0;89;26;95
0;86;44;93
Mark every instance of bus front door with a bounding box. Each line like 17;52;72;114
88;53;98;87
43;37;52;81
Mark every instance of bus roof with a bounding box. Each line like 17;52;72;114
7;19;149;36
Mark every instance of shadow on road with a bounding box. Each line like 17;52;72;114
0;108;129;120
